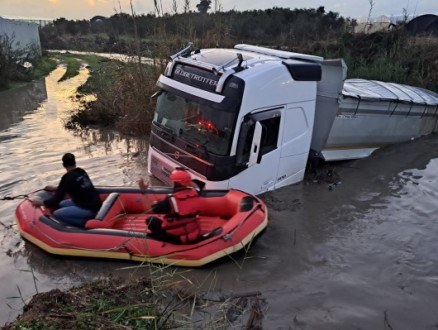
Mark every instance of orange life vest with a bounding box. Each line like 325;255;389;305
161;188;201;243
160;216;200;243
167;188;199;216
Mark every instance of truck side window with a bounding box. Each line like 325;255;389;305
259;116;280;155
236;110;281;166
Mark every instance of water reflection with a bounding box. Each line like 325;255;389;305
0;79;47;131
74;128;149;157
49;49;155;65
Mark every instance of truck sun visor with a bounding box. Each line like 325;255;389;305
282;60;322;81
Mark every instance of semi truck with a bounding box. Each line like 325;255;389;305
147;44;438;195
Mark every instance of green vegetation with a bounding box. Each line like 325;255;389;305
51;53;112;84
30;54;58;81
74;59;158;136
40;7;348;54
53;54;82;81
309;30;438;92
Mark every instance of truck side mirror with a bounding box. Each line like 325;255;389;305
248;122;263;166
236;118;253;167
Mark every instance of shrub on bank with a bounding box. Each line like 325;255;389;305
294;30;438;92
0;36;56;90
63;54;162;136
0;36;29;89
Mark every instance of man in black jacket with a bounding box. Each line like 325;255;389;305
29;153;102;226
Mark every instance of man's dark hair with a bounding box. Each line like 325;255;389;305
62;153;76;167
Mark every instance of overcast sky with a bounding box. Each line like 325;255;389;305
1;0;437;21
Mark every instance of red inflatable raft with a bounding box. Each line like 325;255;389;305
15;186;268;267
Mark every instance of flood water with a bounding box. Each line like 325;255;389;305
1;64;438;329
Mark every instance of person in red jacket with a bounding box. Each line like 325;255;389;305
139;168;201;244
29;153;102;226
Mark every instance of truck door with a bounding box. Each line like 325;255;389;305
232;109;282;194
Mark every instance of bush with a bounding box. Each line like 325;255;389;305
0;35;44;89
0;35;24;88
64;56;161;136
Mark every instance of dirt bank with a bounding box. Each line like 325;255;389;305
2;275;265;329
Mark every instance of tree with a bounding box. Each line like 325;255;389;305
183;0;191;13
367;0;375;23
172;0;178;15
196;0;211;14
214;0;223;12
154;0;163;17
316;6;325;15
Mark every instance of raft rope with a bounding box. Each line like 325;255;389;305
1;194;30;201
0;189;44;201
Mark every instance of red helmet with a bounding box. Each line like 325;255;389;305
169;169;191;186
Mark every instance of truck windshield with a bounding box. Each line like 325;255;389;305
153;91;236;156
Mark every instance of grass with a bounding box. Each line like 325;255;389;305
50;53;123;84
58;56;81;82
50;53;118;88
31;55;58;81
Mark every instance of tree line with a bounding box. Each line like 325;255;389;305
39;6;351;55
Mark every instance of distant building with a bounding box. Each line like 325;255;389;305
90;15;107;23
354;14;414;33
3;16;53;27
0;16;42;56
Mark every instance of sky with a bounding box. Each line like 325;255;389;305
0;0;437;21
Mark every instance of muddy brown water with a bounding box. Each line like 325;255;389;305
1;65;438;329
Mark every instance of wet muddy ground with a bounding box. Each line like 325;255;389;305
1;65;438;329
